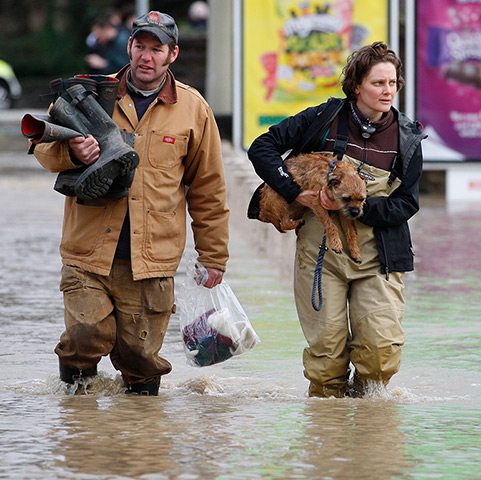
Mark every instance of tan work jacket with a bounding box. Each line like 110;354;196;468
33;68;229;280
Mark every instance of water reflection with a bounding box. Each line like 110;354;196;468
53;396;176;478
300;399;413;479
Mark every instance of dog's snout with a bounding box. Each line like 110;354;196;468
348;207;361;218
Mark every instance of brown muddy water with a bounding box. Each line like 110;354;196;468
1;124;481;479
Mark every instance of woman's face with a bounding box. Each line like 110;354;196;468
354;61;397;122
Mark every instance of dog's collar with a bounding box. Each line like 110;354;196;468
327;158;375;185
327;159;339;187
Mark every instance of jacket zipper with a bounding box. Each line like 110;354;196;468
379;231;390;280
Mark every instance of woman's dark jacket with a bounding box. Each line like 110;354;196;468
247;97;427;276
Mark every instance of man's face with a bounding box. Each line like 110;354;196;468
128;32;178;91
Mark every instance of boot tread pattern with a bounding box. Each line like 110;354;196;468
75;151;139;199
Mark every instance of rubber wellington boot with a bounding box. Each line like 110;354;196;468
55;84;139;200
59;359;98;384
49;96;96;198
125;379;161;396
21;113;85;144
72;74;119;117
50;76;124;199
50;96;90;137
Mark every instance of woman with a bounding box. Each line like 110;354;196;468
247;42;426;398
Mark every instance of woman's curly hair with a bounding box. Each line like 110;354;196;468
341;41;405;100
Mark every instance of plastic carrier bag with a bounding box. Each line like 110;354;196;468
177;255;260;367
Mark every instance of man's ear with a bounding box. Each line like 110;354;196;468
170;45;180;64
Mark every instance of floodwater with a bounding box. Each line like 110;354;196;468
1;124;481;480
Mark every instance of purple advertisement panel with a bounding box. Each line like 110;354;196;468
417;0;481;160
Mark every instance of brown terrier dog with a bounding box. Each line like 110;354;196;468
258;153;367;263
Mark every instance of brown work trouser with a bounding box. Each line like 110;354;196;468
55;258;175;385
294;158;405;397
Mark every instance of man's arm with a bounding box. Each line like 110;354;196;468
32;134;99;172
183;102;230;277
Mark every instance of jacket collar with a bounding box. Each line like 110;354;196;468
397;110;427;177
116;65;178;104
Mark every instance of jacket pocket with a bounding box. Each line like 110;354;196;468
144;209;182;262
148;131;188;170
61;203;107;255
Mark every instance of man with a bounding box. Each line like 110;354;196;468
32;11;229;395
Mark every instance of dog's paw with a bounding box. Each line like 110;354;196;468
349;248;362;264
328;237;343;255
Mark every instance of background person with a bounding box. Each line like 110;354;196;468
85;11;130;75
32;11;229;395
248;41;426;398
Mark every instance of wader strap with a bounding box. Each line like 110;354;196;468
333;104;349;160
311;233;328;311
296;98;344;155
388;154;399;186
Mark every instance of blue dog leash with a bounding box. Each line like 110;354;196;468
311;159;338;312
311;232;328;311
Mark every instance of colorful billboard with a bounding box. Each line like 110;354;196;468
416;0;481;160
240;0;390;150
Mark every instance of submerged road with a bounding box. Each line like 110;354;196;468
1;110;481;480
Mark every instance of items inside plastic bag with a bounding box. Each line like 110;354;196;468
177;255;260;367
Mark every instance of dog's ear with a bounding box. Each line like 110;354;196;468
327;173;342;188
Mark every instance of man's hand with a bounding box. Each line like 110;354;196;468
85;54;108;71
68;135;100;165
203;267;224;289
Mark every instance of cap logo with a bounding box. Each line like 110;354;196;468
147;12;161;24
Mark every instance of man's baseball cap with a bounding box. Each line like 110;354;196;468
131;11;178;45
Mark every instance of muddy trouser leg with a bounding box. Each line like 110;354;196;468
55;264;117;373
107;259;174;387
294;214;351;398
348;272;405;389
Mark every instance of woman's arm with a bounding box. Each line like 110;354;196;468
361;145;423;227
247;105;321;203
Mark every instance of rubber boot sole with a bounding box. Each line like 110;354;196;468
54;168;130;199
74;150;139;200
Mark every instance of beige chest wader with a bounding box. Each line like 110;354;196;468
294;155;406;397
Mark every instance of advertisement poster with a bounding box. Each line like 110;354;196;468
416;0;481;160
241;0;389;150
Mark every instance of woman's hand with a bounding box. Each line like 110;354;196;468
296;188;340;211
296;190;321;209
320;187;340;210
